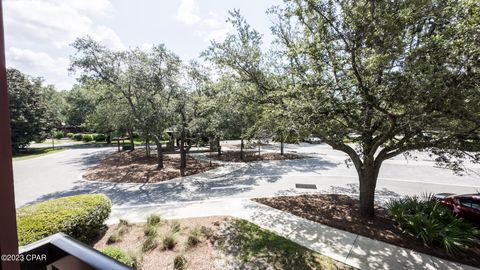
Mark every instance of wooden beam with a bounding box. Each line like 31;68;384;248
0;1;20;269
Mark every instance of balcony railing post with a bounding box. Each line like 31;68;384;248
0;1;20;269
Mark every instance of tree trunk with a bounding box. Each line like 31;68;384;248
107;132;111;144
280;136;284;155
217;137;221;156
127;130;135;151
240;138;245;161
358;162;380;218
145;135;151;157
153;135;164;169
180;137;186;176
117;133;120;152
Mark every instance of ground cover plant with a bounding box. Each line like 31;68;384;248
13;148;65;160
254;194;480;267
100;246;136;268
17;194;111;245
387;195;480;255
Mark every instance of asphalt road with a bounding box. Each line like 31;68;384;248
13;142;480;208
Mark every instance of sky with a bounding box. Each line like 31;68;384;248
3;0;281;91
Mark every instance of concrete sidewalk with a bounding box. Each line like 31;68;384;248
107;199;476;270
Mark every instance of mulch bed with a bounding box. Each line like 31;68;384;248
254;194;480;268
207;151;304;162
84;150;220;183
94;216;226;270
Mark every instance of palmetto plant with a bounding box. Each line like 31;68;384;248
388;195;479;255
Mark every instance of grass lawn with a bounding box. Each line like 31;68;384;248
95;216;352;270
13;148;65;160
217;218;353;270
36;138;82;145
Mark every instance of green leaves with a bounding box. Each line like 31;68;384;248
7;68;58;150
387;195;479;255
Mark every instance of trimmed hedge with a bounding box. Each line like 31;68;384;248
100;247;135;268
82;134;93;142
17;194;112;246
54;131;65;139
93;133;106;142
73;133;83;141
66;133;74;138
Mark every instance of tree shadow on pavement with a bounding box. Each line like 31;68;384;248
242;201;451;270
23;156;337;208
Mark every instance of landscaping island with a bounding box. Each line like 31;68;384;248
207;151;304;162
84;150;220;183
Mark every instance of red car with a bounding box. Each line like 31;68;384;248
434;193;480;224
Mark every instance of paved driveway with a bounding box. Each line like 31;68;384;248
13;143;480;208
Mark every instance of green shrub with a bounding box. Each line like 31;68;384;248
186;226;202;248
73;133;83;141
173;254;187;270
82;134;93;142
387;195;479;255
54;131;65;139
66;133;74;138
186;234;200;248
147;214;161;226
93;133;106;142
143;225;158;237
162;233;177;250
107;233;121;244
169;221;181;234
100;247;136;268
107;220;130;244
17;194;111;246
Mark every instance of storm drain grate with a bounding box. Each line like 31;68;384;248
295;183;317;189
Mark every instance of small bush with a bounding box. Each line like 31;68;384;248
100;247;136;268
66;133;74;138
170;221;181;234
143;225;158;237
187;234;200;248
93;133;106;142
186;226;202;248
17;194;111;245
142;236;157;252
73;133;83;141
107;220;130;244
388;195;479;255
119;219;129;227
162;233;177;250
82;134;93;142
173;254;187;270
147;214;161;226
54;131;65;139
107;233;121;244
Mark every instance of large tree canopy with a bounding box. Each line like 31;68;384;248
206;0;480;217
70;37;183;168
7;68;56;151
